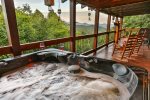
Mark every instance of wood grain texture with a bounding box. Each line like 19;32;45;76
93;10;99;55
70;0;76;52
77;0;150;17
1;0;21;56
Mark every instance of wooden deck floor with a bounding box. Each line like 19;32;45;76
95;44;150;100
95;43;150;72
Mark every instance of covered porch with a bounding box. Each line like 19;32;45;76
96;44;150;72
0;0;150;100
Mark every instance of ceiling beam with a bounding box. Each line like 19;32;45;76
77;0;149;9
99;0;150;17
102;8;150;16
77;0;150;16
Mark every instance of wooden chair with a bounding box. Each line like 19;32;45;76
112;31;138;60
132;29;147;55
142;28;150;49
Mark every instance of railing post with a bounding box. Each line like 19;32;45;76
70;0;76;52
1;0;21;56
93;9;99;56
106;15;111;46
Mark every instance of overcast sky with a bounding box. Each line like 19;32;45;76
14;0;88;12
1;0;110;24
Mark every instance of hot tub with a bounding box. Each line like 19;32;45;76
0;49;138;100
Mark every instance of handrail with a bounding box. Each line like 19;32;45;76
0;46;12;55
76;31;117;40
0;31;117;56
76;34;94;40
21;37;71;51
81;41;114;55
97;32;108;36
0;37;71;56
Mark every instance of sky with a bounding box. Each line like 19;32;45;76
1;0;110;24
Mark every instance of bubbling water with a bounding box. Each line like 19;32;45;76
0;62;123;100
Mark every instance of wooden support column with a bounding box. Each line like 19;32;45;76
106;15;111;46
114;17;119;43
93;10;99;56
120;17;123;30
119;17;123;38
70;0;76;52
1;0;21;56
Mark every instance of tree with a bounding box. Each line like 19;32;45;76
46;11;69;39
16;4;32;14
33;9;44;18
124;14;150;28
22;4;32;14
0;5;8;46
0;5;2;13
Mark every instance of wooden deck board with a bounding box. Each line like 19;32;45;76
95;43;150;72
95;43;150;100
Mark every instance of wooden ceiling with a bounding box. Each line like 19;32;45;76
77;0;150;17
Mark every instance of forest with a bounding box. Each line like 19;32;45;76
124;15;150;28
0;4;70;46
0;4;150;59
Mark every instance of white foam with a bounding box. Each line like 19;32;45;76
0;62;128;100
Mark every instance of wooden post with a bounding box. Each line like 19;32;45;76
120;17;123;38
120;17;123;30
114;17;119;43
1;0;21;56
93;10;99;56
106;15;111;46
70;0;76;52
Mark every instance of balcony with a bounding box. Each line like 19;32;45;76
0;0;150;100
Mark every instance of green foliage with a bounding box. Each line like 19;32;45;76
0;4;71;59
76;24;106;36
17;3;32;14
0;3;114;57
15;5;69;44
33;9;44;18
46;12;69;39
0;54;12;60
0;8;8;46
124;14;150;28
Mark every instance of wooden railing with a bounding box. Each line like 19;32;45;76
0;30;125;57
81;31;115;55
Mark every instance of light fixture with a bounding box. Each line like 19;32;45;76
88;7;91;21
48;6;53;12
57;0;62;21
81;4;86;9
44;0;54;6
61;0;67;3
